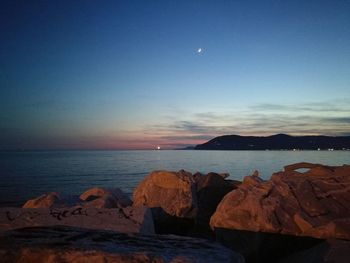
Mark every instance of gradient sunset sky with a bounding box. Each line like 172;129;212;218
1;0;350;150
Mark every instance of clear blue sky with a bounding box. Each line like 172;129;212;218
1;0;350;149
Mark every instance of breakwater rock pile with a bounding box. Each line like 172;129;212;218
0;163;349;262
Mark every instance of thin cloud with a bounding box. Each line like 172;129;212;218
251;100;350;113
322;117;350;123
141;100;350;148
160;135;214;141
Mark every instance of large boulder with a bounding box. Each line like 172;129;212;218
0;206;154;235
133;170;197;235
133;170;236;236
210;163;350;262
22;192;62;208
0;226;244;263
211;163;350;239
133;170;197;218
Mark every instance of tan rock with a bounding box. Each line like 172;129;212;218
210;163;350;240
219;172;230;179
22;192;62;208
283;162;324;172
80;187;132;208
133;170;197;218
0;206;154;235
82;194;118;209
293;213;314;232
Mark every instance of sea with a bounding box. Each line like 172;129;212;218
0;150;349;207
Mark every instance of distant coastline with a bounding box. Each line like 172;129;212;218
194;134;350;151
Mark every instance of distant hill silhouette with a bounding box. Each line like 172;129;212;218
194;134;350;150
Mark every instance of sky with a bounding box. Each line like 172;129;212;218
1;0;350;150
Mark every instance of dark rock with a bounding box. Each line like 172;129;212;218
278;239;350;263
193;172;205;182
194;172;235;237
0;226;244;263
226;179;242;188
214;228;322;263
150;207;196;236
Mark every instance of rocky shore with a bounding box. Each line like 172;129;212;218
0;162;349;262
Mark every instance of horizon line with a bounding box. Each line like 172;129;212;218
2;133;350;151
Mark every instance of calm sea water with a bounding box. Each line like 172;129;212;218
0;150;349;207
